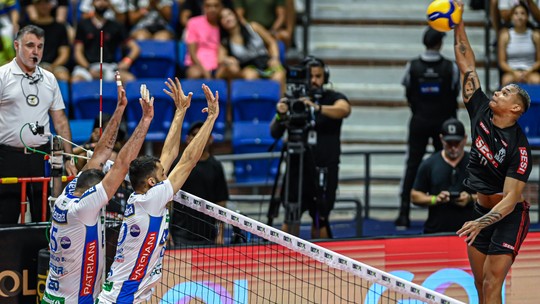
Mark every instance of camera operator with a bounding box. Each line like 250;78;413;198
410;118;476;234
270;56;351;239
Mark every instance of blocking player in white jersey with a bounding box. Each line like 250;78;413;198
97;84;219;304
42;75;160;304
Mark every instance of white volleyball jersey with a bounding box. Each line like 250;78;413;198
43;182;108;304
98;180;173;304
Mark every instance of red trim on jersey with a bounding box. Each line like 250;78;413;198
130;232;158;281
81;240;98;296
513;202;530;257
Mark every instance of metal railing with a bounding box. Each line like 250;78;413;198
216;149;540;221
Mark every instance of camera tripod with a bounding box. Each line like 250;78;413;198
268;127;327;237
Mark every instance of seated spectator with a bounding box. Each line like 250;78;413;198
178;0;233;37
26;0;70;81
411;118;476;234
20;0;67;25
498;2;540;85
216;8;285;90
71;0;139;82
128;0;175;40
0;0;17;65
79;0;128;25
183;0;222;79
234;0;292;47
492;0;540;33
19;0;75;42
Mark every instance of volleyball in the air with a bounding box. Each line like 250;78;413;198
426;0;462;32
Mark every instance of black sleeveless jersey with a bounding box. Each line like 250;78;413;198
464;89;532;194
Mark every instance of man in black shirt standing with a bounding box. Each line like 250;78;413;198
270;56;351;239
453;2;533;303
395;27;460;229
411;118;476;234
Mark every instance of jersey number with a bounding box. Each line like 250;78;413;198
50;226;58;252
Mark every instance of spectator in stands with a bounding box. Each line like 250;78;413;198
234;0;293;47
178;0;234;37
0;25;77;224
170;121;229;246
395;27;460;229
20;0;67;25
128;0;175;40
0;0;17;65
411;118;476;234
498;2;540;86
71;0;139;83
270;56;351;239
25;0;70;82
491;0;540;34
79;0;128;26
183;0;222;79
216;7;285;91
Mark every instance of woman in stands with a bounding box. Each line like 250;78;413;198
498;1;540;86
216;7;285;92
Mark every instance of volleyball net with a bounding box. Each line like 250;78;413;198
135;191;465;304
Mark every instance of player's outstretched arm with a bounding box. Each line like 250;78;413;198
160;77;192;174
84;71;128;171
453;0;481;103
168;84;219;193
101;86;154;199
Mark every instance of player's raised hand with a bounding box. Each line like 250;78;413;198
139;84;154;119
201;84;219;119
164;77;192;111
115;71;127;108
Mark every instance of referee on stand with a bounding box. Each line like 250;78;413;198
0;25;78;224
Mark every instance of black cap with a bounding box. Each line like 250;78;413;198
441;118;465;141
423;27;446;48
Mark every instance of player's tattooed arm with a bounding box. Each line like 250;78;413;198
462;70;480;102
476;211;503;228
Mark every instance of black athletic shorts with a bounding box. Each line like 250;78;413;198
472;201;530;258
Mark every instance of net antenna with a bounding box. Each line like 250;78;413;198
157;191;466;304
99;30;104;137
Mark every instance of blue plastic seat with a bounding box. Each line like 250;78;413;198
180;79;228;142
58;80;70;117
130;40;176;79
125;79;175;141
232;121;281;184
518;84;540;147
69;119;94;145
230;79;281;123
71;80;118;119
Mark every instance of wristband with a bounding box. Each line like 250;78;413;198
430;195;437;205
122;57;133;65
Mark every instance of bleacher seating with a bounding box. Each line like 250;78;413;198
230;79;281;123
518;84;540;147
179;79;228;142
232;120;281;184
58;80;70;116
130;40;176;79
125;79;175;141
69;119;94;145
71;80;118;119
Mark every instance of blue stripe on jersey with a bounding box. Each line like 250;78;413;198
116;216;163;301
78;224;100;303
